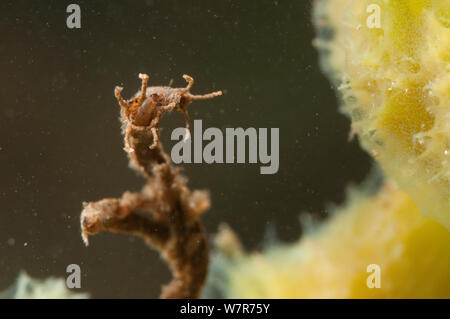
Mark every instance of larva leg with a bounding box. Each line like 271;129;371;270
183;74;194;91
130;122;147;132
148;109;163;149
126;123;153;151
150;127;159;149
124;125;133;152
182;110;191;141
149;109;163;127
138;73;149;103
162;102;177;112
185;90;223;100
183;110;190;131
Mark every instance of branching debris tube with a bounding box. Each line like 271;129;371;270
80;74;222;298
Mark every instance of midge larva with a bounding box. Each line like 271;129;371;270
80;73;222;298
115;73;222;153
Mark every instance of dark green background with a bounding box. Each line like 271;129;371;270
0;0;371;298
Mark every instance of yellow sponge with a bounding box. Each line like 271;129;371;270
212;183;450;298
314;0;450;228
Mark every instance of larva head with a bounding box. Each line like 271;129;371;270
129;93;160;126
114;85;159;126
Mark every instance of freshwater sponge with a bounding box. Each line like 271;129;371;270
314;0;450;228
210;183;450;298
